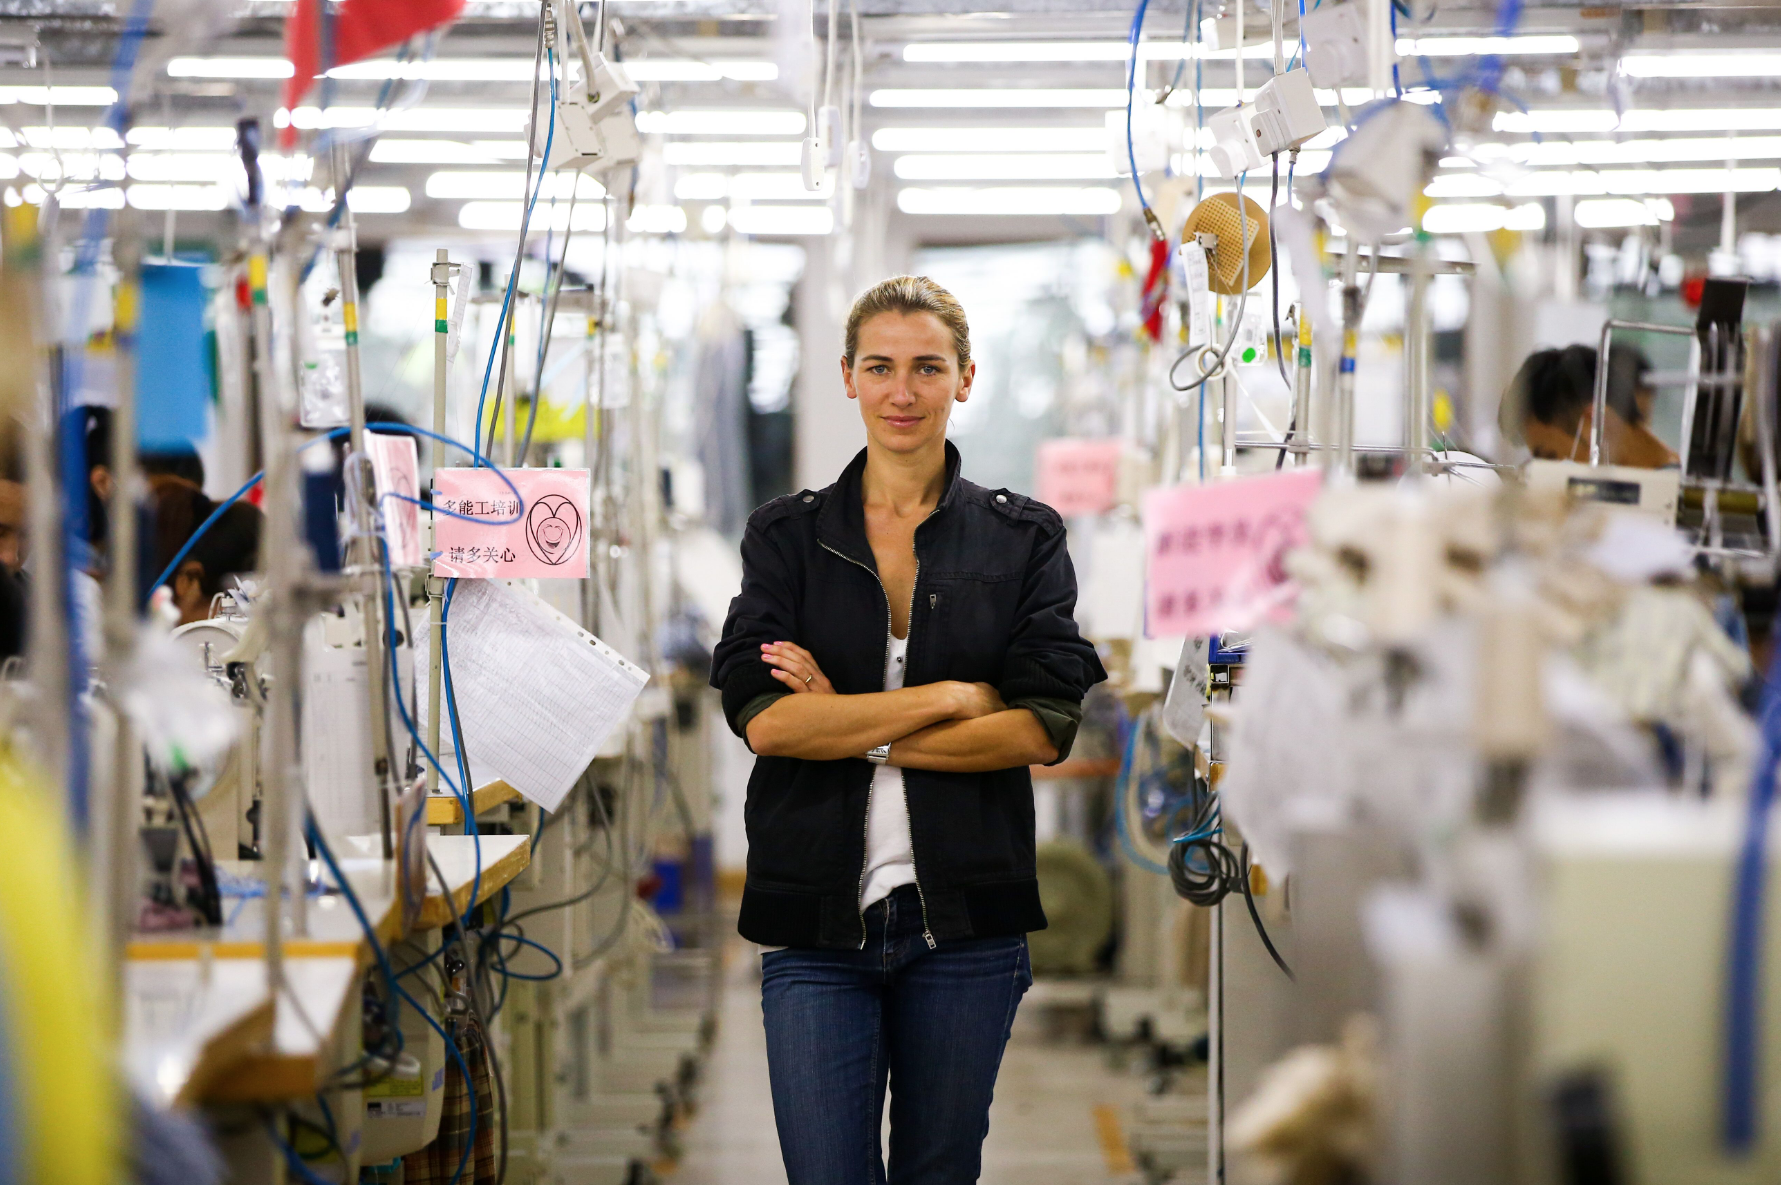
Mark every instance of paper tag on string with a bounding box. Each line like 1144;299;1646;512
1035;438;1123;517
433;467;591;579
1142;468;1323;637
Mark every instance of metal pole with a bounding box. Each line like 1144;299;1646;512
248;244;292;1006
427;250;452;794
1405;241;1430;477
332;201;395;862
1336;238;1360;479
1209;897;1225;1184
1291;304;1312;466
1219;298;1237;476
103;211;144;976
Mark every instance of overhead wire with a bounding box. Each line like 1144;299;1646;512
476;16;554;466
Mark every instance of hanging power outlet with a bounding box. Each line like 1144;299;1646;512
819;106;844;168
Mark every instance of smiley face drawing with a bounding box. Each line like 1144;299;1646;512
526;494;583;566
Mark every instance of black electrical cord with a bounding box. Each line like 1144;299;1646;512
500;774;617;931
167;771;222;926
1164;812;1295;980
1239;843;1295;981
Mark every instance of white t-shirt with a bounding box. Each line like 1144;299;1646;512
860;631;917;910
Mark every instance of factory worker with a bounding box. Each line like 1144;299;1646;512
711;275;1106;1185
1500;343;1677;468
146;456;262;626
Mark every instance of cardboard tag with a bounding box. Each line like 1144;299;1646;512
1143;469;1322;637
1035;438;1123;517
433;467;590;579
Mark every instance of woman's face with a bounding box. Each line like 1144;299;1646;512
842;311;975;455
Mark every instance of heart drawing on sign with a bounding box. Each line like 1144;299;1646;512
526;494;583;566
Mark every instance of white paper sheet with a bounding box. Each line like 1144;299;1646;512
419;579;649;812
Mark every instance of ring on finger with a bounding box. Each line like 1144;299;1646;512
804;674;813;685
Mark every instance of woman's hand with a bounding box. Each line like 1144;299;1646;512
761;641;836;694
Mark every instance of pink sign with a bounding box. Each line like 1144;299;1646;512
1142;468;1323;637
365;433;422;568
433;467;590;579
1036;438;1123;517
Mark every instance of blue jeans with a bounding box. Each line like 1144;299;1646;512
759;885;1032;1185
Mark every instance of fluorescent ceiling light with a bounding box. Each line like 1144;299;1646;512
1398;35;1578;56
897;185;1123;216
1573;197;1667;228
727;205;834;236
622;59;777;82
1426;166;1781;198
627;204;688;234
1515;135;1781;167
23;183;124;209
1620;51;1781;78
424;171;605;200
1420;202;1544;234
900;41;1279;62
126;184;229;211
730;172;833;200
127;153;238;183
168;56;293;78
1495;108;1781;134
674;172;729;200
126;126;236;150
21;126;122;150
0;86;116;106
1164;88;1264;108
871;89;1130;109
636;109;805;136
893;153;1117;181
280;106;531;133
345;186;412;213
20;152;124;182
663;140;802;166
700;204;727;234
872;126;1108;153
457;200;609;232
370;139;509;164
0;154;17;180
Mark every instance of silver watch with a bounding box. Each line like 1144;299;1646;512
866;743;891;765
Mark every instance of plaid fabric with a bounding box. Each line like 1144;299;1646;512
404;1018;499;1185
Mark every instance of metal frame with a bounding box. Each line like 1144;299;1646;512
1590;318;1781;563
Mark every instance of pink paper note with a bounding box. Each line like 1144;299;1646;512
1035;438;1123;517
433;467;590;579
365;432;423;568
1142;468;1323;637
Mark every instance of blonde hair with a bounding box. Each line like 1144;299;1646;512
843;275;971;368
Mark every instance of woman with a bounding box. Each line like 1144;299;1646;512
1499;343;1677;468
710;275;1105;1184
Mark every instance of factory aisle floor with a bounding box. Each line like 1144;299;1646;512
666;939;1150;1185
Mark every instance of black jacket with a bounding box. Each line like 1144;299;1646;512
710;442;1106;949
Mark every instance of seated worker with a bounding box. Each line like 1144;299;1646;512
147;454;262;626
1499;343;1678;468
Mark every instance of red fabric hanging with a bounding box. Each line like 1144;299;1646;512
282;0;466;144
1139;236;1171;343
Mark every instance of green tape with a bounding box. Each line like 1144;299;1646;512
1297;347;1312;367
345;331;359;346
435;319;448;333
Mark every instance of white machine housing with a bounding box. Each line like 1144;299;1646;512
1207;70;1328;179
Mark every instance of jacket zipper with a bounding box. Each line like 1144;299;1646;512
819;536;939;951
